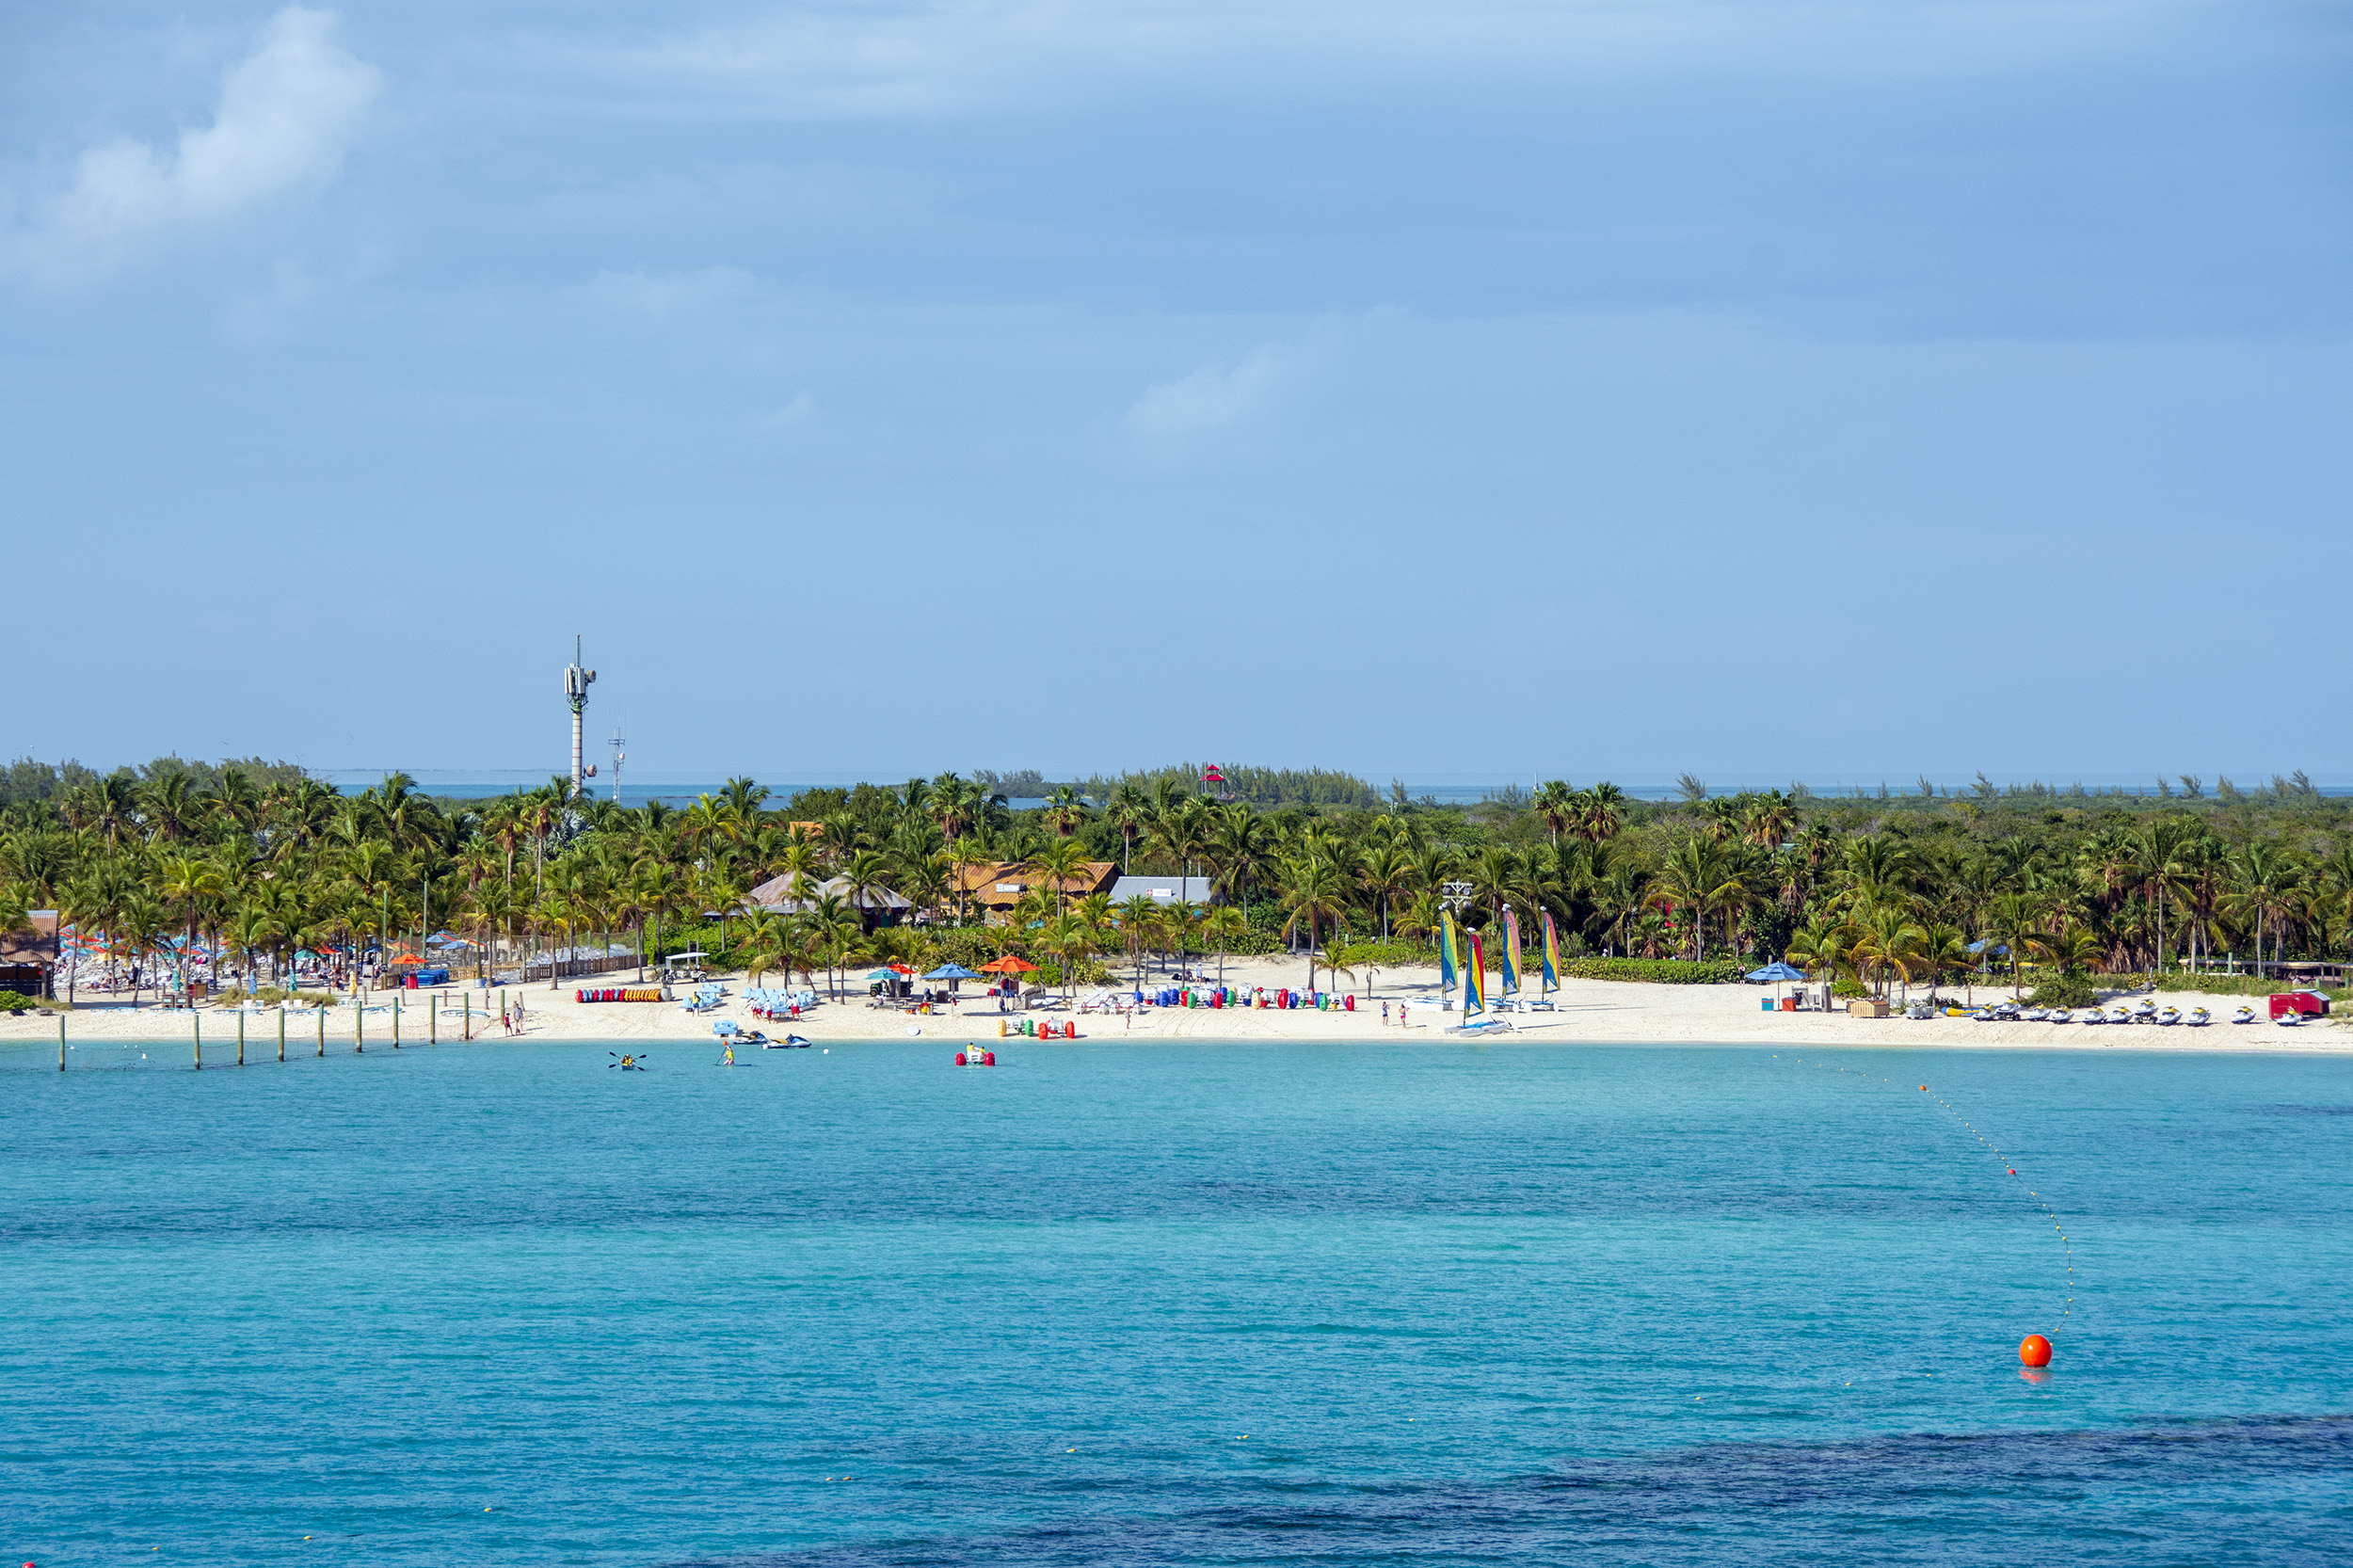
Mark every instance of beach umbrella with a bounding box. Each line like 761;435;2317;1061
864;968;904;982
978;956;1038;974
1745;960;1807;982
922;964;984;981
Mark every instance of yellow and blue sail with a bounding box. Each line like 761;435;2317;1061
1541;910;1561;993
1439;911;1459;995
1464;932;1486;1015
1501;909;1521;996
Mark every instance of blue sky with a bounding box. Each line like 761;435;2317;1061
4;1;2347;785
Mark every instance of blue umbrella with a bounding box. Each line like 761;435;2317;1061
1746;960;1807;982
922;964;984;981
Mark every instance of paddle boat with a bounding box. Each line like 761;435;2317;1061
953;1046;998;1066
2231;1005;2257;1025
2185;1007;2212;1026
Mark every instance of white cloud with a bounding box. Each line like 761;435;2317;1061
1126;344;1290;434
540;1;2192;121
763;392;819;426
12;8;379;284
580;265;760;317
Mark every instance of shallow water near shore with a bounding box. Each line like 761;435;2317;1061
5;1038;2351;1565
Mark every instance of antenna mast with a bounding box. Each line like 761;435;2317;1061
564;635;597;797
609;717;626;804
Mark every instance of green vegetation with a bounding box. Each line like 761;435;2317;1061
0;989;37;1012
0;760;2346;1012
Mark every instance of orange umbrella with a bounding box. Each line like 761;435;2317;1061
978;956;1038;973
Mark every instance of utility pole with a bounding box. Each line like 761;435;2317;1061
610;718;626;805
566;636;597;798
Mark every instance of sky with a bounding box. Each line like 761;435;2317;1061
3;1;2347;787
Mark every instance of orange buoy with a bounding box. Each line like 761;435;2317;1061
2018;1334;2053;1368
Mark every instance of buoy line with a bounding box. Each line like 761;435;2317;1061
1773;1053;2076;1338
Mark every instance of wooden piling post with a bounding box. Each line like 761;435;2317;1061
193;1011;202;1071
463;991;472;1041
237;1010;246;1066
58;1012;66;1072
279;1007;286;1064
392;996;401;1048
357;1001;365;1054
429;994;438;1045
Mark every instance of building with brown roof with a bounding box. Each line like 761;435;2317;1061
948;861;1118;920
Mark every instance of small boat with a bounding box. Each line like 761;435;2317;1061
2277;1011;2305;1028
2130;1000;2158;1022
954;1046;998;1064
2080;1008;2104;1026
1966;1008;1995;1021
1448;1016;1517;1035
2023;1007;2048;1022
1945;1006;1973;1017
2156;1006;2181;1026
2105;1005;2134;1025
2185;1008;2211;1026
2231;1006;2257;1025
763;1033;811;1049
2048;1008;2073;1024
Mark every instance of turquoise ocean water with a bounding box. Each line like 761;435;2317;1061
4;1036;2349;1564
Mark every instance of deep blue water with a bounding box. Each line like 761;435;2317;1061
4;1037;2350;1565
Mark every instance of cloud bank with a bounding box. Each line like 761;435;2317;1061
11;8;379;285
1127;344;1290;434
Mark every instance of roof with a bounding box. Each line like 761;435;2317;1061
1108;875;1217;904
949;860;1118;904
0;911;59;968
744;873;913;912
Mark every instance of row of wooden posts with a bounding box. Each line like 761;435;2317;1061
52;990;520;1071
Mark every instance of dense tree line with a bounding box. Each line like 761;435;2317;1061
2;761;2347;1006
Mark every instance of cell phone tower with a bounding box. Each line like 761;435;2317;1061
564;635;597;797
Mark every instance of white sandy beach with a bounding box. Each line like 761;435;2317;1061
8;956;2345;1055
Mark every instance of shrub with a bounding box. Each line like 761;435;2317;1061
0;989;36;1012
2156;972;2347;1000
1562;958;1748;985
2025;975;2101;1009
1832;978;1867;999
1329;942;1433;970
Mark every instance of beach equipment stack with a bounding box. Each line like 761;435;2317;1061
576;986;665;1003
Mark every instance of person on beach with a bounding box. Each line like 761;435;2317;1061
1382;1000;1390;1025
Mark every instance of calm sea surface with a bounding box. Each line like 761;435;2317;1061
4;1036;2350;1565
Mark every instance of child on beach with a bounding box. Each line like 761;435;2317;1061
1381;1000;1390;1025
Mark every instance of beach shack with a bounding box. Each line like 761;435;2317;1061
951;861;1119;921
0;910;59;999
744;872;915;932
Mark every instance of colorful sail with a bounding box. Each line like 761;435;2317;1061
1501;909;1521;995
1464;932;1486;1014
1439;911;1459;995
1541;910;1561;993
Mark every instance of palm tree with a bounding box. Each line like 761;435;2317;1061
1849;904;1928;1001
1116;895;1160;984
1785;917;1850;993
1649;837;1748;962
2224;842;2304;979
1357;842;1414;942
1106;782;1151;872
1025;839;1092;916
1983;893;2042;997
1532;780;1577;845
1203;905;1246;984
1280;856;1351;991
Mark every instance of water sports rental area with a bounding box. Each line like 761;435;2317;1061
16;955;2350;1054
